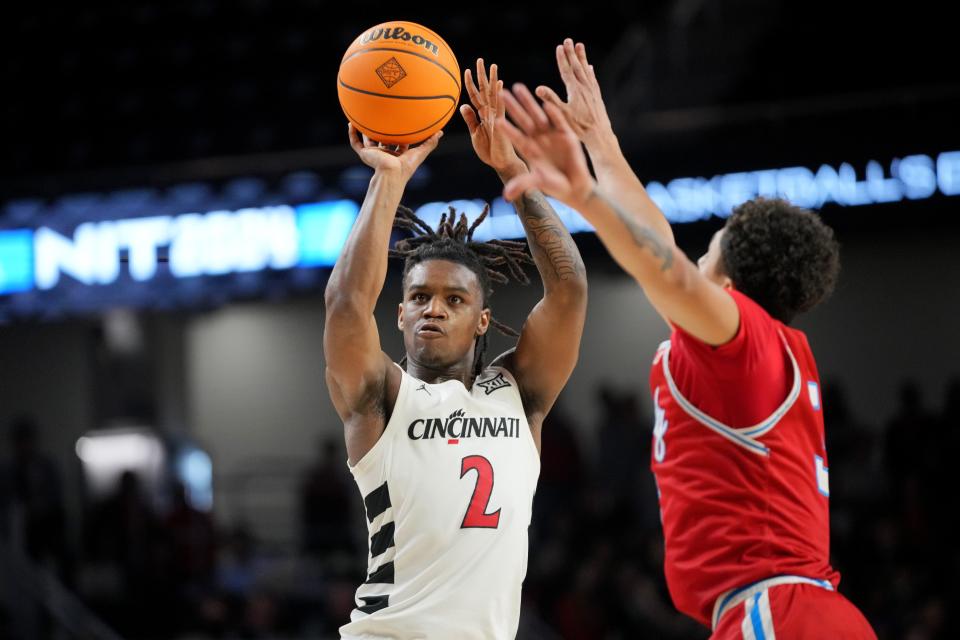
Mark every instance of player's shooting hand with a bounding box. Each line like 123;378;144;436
535;39;613;146
499;84;594;208
460;59;525;180
348;123;442;183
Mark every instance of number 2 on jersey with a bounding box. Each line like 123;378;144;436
460;455;501;529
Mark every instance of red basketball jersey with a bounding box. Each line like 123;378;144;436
648;291;840;628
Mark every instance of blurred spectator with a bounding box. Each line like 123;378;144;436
0;416;70;640
535;402;585;524
216;524;262;602
822;381;881;526
0;416;69;577
210;524;289;637
87;470;159;579
163;481;216;631
239;590;283;639
165;481;216;588
595;385;644;495
299;437;355;558
85;470;165;636
884;380;935;483
594;385;659;528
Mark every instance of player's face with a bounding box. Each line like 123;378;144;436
698;229;731;287
398;260;490;370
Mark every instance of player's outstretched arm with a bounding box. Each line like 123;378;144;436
537;38;674;246
500;86;739;346
460;60;587;421
324;126;441;443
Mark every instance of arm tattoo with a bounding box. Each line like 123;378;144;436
592;189;674;272
515;190;585;282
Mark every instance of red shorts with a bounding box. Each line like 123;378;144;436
711;583;876;640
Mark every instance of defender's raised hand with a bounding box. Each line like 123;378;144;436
535;39;613;146
537;38;676;245
460;59;525;179
499;83;594;207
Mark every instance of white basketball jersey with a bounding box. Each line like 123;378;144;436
340;365;540;640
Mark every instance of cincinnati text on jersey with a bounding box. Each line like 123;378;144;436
407;409;522;440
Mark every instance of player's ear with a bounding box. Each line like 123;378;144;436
720;275;735;290
398;303;405;331
476;308;491;336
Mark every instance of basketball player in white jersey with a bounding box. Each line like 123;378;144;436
324;59;587;639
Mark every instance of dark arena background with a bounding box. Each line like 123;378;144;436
2;2;958;638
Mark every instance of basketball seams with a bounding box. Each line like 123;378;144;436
340;47;461;92
342;101;457;139
337;79;457;102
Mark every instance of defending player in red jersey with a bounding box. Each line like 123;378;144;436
497;39;877;639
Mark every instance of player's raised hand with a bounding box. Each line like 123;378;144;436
499;83;594;207
348;123;442;182
460;59;525;177
535;39;613;146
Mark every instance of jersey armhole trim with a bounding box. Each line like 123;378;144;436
660;331;802;457
348;363;410;474
482;366;541;462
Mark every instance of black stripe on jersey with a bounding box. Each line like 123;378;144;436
370;522;395;557
365;561;395;584
357;594;389;614
364;482;391;523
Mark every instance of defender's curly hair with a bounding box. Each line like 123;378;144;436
389;204;534;377
720;198;840;324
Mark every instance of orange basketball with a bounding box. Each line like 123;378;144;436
337;21;460;145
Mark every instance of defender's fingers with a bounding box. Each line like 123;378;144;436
556;43;576;86
564;38;589;83
502;89;537;134
499;116;545;163
512;83;550;131
543;100;575;134
535;85;565;108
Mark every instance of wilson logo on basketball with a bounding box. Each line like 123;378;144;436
375;57;407;89
338;20;459;145
360;26;440;56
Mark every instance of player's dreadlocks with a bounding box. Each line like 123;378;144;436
389;204;534;379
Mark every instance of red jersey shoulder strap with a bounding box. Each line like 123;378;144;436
660;330;802;457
